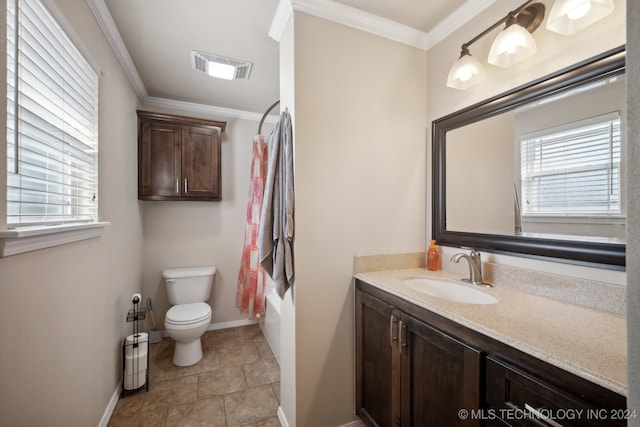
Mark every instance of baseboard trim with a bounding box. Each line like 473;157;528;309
274;406;363;427
98;381;121;427
208;318;258;331
277;406;290;427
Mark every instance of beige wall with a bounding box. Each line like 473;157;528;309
139;109;274;329
285;12;427;426
446;112;514;235
0;0;144;425
627;0;640;423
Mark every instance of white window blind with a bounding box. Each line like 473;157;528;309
6;0;99;227
520;112;621;217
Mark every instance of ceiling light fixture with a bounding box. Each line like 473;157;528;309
446;1;545;90
191;50;253;81
546;0;614;35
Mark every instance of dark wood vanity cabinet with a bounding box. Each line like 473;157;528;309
137;111;226;201
355;279;627;427
486;357;627;427
356;284;482;427
400;312;482;427
357;291;397;426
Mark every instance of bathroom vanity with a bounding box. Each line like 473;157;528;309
355;269;628;427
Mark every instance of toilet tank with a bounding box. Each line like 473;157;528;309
163;266;216;305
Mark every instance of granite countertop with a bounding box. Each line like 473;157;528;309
355;268;627;396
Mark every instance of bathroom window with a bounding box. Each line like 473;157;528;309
6;0;99;227
520;112;622;218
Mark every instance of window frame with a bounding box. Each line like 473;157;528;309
1;0;108;257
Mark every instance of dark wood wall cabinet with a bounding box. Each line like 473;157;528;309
138;111;226;201
355;279;627;427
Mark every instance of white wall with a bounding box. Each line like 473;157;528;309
278;14;297;426
139;108;274;329
0;0;144;425
282;12;427;426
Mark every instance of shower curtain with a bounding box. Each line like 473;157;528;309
236;134;268;318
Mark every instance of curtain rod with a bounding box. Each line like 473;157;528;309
258;100;280;135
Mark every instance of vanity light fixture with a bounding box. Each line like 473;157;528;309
546;0;614;35
446;1;545;89
446;45;485;90
487;5;543;68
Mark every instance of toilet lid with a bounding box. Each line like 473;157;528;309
166;302;211;325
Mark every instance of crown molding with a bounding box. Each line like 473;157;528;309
427;0;498;50
269;0;294;42
270;0;496;51
292;0;429;50
86;0;148;100
144;97;280;124
278;0;430;50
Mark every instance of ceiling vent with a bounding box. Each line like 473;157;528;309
190;50;252;80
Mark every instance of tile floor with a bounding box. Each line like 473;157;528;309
108;324;281;427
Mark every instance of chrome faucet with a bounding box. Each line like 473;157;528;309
451;247;491;287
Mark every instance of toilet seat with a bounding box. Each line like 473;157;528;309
166;302;211;325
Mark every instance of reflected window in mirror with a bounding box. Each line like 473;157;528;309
516;76;625;242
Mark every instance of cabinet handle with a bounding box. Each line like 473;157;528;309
184;178;188;193
399;320;407;354
389;315;398;346
176;178;180;194
524;403;564;427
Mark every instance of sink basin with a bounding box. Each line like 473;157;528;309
402;277;499;305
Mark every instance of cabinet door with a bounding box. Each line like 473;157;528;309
400;313;482;427
181;125;221;200
139;119;182;198
356;290;401;427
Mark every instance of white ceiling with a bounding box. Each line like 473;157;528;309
97;0;480;120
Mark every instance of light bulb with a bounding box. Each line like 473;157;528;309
546;0;614;35
488;23;537;68
446;50;485;90
458;71;473;82
567;1;591;20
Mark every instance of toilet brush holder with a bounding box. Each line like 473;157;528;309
149;327;163;344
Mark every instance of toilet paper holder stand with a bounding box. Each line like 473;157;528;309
121;293;150;397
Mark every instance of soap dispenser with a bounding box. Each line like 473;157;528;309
427;240;440;271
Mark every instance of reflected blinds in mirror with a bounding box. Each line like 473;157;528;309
520;112;621;217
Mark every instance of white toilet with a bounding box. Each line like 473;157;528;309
163;266;216;366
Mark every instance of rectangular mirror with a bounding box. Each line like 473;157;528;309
433;46;625;268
